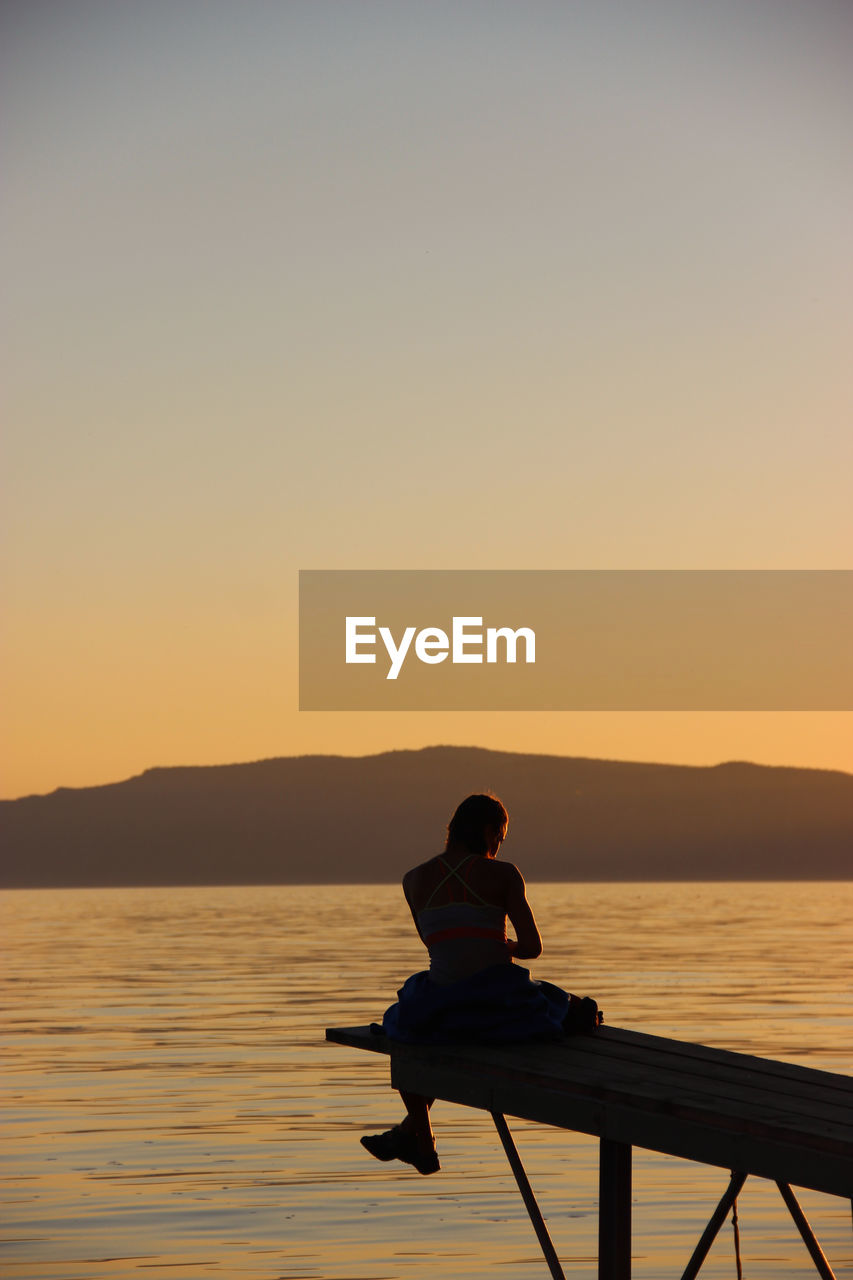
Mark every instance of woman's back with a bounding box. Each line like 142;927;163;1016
410;854;509;984
405;850;510;912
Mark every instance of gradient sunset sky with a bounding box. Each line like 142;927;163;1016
4;1;852;799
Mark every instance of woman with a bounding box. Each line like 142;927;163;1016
361;794;600;1175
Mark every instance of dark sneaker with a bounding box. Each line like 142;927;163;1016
360;1127;403;1161
360;1126;440;1175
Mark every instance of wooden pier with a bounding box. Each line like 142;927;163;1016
326;1023;853;1279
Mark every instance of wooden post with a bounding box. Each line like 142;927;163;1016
680;1171;747;1280
599;1139;631;1280
777;1183;838;1280
491;1112;566;1280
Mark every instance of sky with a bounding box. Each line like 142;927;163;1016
3;0;852;799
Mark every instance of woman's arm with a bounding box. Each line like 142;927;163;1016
402;870;428;946
503;864;542;960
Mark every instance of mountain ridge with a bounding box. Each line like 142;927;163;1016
2;746;851;887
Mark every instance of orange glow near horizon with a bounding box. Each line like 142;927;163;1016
4;5;852;801
4;696;852;801
3;586;853;799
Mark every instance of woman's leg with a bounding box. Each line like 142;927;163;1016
360;1092;440;1173
399;1091;435;1152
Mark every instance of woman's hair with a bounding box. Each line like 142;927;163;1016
445;793;508;855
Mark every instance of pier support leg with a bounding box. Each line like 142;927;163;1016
491;1112;566;1280
679;1171;747;1280
777;1183;837;1280
599;1139;631;1280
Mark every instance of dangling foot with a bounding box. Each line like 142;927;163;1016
360;1125;440;1175
360;1126;403;1162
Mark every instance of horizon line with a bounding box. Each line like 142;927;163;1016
4;741;853;803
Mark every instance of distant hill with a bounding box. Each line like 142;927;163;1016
1;746;851;887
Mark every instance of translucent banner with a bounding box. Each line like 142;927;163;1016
299;570;853;710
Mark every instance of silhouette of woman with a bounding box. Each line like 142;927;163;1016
360;793;600;1174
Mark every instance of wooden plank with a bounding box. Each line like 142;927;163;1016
496;1036;853;1126
326;1025;390;1053
388;1053;853;1196
523;1054;853;1140
599;1027;853;1097
543;1029;851;1113
580;1029;853;1111
387;1048;851;1164
325;1027;853;1145
378;1037;853;1151
326;1025;853;1196
326;1023;853;1110
423;1062;850;1164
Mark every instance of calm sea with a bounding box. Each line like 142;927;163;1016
2;882;851;1280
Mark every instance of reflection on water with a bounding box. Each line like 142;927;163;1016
1;882;851;1279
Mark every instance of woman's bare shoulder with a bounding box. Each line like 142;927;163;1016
487;858;523;884
481;859;526;905
402;855;442;893
465;856;522;901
